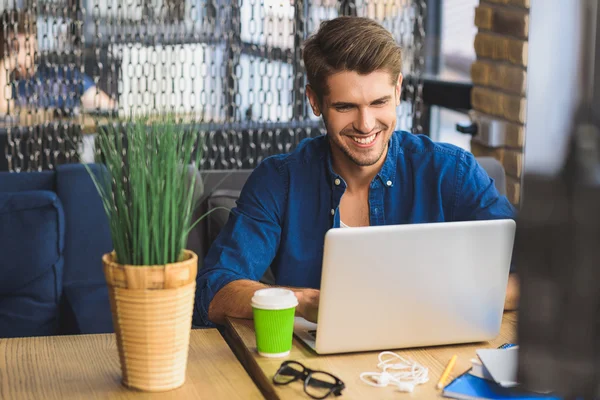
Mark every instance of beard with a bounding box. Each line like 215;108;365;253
334;133;389;166
324;117;391;167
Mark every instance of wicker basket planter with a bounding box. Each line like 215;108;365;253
102;250;198;392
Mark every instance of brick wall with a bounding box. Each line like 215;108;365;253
471;0;529;205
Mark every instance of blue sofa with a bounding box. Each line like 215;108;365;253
0;164;113;337
0;164;237;337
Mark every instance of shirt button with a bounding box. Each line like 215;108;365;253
330;209;335;216
386;180;392;187
334;178;341;186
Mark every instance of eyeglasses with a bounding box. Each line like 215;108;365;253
273;360;345;399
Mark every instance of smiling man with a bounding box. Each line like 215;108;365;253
194;16;518;327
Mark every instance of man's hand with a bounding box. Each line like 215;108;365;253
208;281;321;325
294;288;320;323
504;273;520;311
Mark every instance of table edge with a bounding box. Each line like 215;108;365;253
223;317;279;400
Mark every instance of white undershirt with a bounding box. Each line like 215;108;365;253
340;220;352;228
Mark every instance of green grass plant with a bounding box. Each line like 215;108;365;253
85;116;214;266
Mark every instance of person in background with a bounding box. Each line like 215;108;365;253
194;16;519;327
0;9;115;115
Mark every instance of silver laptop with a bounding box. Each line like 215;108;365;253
294;219;516;354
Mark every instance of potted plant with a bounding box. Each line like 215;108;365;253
86;117;207;392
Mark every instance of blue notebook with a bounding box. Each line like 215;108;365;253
442;372;561;400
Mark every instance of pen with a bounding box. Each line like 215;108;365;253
436;354;458;390
498;343;517;349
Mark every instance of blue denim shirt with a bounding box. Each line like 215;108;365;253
14;66;95;110
194;131;516;326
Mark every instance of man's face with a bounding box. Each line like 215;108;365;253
6;33;37;78
307;70;402;167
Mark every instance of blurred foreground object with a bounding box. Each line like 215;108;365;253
516;0;600;397
515;125;600;398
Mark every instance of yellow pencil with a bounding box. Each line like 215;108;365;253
436;354;458;390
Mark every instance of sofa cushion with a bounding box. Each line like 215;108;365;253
56;164;113;334
207;189;242;246
0;191;64;337
205;188;276;285
186;170;253;267
0;170;55;192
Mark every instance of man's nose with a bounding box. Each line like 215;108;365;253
354;108;376;134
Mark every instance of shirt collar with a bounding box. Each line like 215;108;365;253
323;131;399;187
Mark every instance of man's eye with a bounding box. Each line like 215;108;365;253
335;105;351;111
373;100;388;106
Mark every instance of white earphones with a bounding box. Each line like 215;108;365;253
360;351;429;393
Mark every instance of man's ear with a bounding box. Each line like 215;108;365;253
395;73;403;106
306;84;321;117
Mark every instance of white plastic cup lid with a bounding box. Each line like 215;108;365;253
251;288;298;310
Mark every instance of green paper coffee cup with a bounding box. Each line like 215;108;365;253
251;288;299;357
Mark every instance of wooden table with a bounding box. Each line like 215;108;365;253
0;329;263;399
224;312;518;400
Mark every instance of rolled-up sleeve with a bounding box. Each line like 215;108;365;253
193;158;286;326
452;151;517;222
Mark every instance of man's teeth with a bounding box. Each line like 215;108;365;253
352;133;376;144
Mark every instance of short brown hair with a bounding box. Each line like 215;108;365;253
302;16;402;102
0;9;33;59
